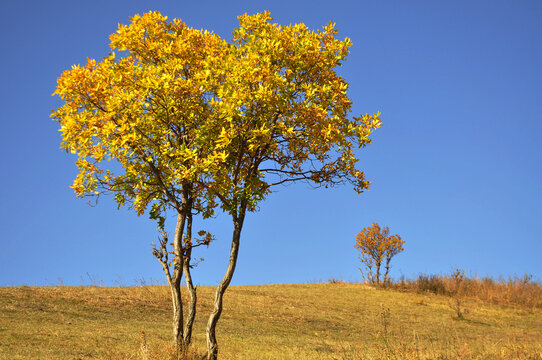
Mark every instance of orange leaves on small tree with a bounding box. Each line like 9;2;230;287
354;223;404;285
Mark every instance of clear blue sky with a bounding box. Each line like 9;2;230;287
1;0;540;286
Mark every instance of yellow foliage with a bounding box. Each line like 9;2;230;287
51;10;381;217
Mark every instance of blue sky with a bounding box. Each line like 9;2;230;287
0;0;540;286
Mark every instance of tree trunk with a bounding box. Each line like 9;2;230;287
384;257;391;284
375;260;381;285
205;210;246;360
171;210;186;349
183;265;197;345
183;210;197;345
153;188;195;353
171;280;184;348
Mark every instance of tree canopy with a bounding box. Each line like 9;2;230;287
52;11;381;219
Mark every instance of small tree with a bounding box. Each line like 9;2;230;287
354;223;404;285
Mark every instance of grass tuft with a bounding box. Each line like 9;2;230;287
389;271;542;309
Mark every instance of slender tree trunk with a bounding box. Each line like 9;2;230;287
205;209;246;360
171;281;183;348
153;211;186;351
375;260;381;285
183;264;197;345
384;257;391;284
183;210;197;345
171;210;186;349
152;187;195;353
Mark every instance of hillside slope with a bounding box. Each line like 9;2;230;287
0;283;540;359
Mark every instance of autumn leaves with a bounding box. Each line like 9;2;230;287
355;223;404;285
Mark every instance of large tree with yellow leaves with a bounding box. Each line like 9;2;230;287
52;11;381;359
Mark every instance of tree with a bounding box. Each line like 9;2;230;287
196;12;382;358
52;11;225;353
354;223;404;285
52;11;381;359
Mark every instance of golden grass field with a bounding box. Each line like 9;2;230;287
0;280;541;359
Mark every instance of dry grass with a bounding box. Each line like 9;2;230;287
390;271;542;309
0;282;541;359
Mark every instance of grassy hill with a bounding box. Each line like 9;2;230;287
0;282;541;359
